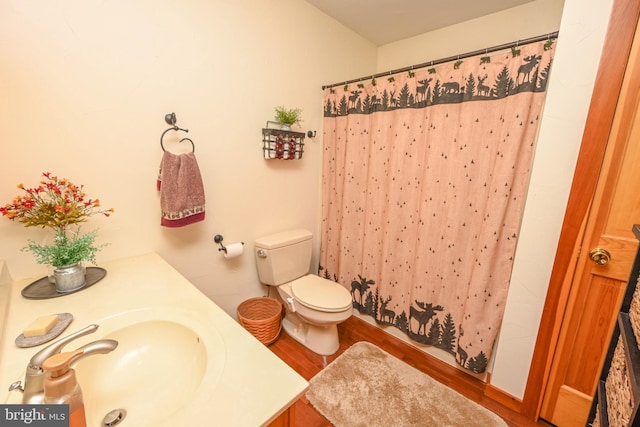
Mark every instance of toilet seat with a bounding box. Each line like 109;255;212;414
291;275;352;313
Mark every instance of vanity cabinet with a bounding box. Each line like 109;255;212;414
588;225;640;426
266;406;295;427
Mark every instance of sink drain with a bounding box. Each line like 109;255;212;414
102;409;127;427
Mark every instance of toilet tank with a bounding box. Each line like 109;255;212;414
254;229;313;286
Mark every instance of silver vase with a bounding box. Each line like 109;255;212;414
53;263;86;293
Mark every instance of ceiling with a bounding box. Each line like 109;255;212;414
305;0;536;46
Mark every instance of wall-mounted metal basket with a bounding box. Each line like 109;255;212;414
262;121;305;160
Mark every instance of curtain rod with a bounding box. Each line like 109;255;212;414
321;31;559;90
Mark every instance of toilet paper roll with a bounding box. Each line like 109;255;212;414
224;242;244;259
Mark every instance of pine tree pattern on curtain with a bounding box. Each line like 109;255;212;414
319;41;555;373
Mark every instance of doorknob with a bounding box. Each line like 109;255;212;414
589;248;612;265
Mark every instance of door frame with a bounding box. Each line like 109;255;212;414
522;0;640;419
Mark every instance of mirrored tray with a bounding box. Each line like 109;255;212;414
21;267;107;300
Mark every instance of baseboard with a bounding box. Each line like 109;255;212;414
485;382;523;413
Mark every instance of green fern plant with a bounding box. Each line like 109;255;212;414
274;106;303;126
23;227;106;267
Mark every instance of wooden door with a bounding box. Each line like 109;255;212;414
539;13;640;426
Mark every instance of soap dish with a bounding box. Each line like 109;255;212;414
15;313;74;348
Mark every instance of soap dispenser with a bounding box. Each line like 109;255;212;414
42;349;87;427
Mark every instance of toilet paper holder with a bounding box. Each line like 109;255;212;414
214;234;244;253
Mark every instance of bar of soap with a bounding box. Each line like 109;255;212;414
23;314;58;337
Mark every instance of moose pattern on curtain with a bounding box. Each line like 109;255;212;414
319;41;555;373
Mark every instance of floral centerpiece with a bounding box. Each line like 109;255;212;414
0;172;113;292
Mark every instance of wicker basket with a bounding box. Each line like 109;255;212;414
630;277;640;350
237;297;283;345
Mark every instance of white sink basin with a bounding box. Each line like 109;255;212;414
75;319;221;426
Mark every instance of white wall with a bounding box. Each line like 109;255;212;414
493;0;614;399
375;0;615;398
0;0;617;401
0;0;377;315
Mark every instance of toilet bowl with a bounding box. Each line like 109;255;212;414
277;274;352;355
254;229;353;356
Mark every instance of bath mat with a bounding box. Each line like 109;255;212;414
306;341;508;427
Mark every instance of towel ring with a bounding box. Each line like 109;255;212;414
160;126;189;152
179;137;195;153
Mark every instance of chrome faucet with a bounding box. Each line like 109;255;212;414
8;324;118;404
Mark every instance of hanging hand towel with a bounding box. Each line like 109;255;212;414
157;151;205;227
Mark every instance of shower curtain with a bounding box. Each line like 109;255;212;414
319;40;555;373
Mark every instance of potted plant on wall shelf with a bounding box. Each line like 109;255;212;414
0;172;114;293
274;106;303;130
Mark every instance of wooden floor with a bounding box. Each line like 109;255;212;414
269;315;552;427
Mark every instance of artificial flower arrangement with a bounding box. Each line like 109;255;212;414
0;172;114;269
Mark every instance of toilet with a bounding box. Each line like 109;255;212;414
254;229;352;355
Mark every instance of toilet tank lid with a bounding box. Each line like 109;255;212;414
255;229;313;249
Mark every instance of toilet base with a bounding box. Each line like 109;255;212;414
281;313;340;356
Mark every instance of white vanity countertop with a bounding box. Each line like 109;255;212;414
0;253;308;426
